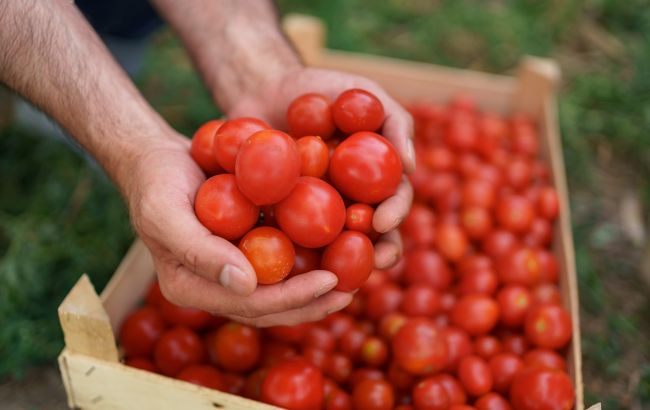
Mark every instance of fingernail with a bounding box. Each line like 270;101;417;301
219;264;254;296
326;294;353;315
407;141;416;164
314;273;338;298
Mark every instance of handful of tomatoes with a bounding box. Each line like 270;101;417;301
191;88;401;289
120;94;575;410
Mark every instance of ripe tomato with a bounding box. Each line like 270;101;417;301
531;283;562;306
125;357;158;373
523;217;552;247
392;318;448;375
482;229;518;259
345;203;375;236
442;326;473;372
473;335;502;360
261;358;324;410
350;368;385;390
206;322;260;372
287;93;336;139
512;126;539;158
360;336;389;367
238;226;295;285
332;89;385;133
537;249;559;283
324;313;355;339
290;246;321;277
401;203;436;249
329;131;402;204
296;135;329;178
412;378;450;410
451;294;499;336
159;298;212;330
503;158;532;190
214;117;269;172
489;352;524;393
190;119;224;175
261;342;298;367
523;348;567;371
496;285;532;327
326;389;352;410
457;269;498;296
222;372;245;395
324;353;353;384
378;312;407;340
538;186;559;220
339;326;368;360
435;223;469;262
120;307;166;357
445;119;478;152
510;369;575;410
498;247;542;287
351;379;395;410
423;146;456;172
458;254;492;276
475;392;512;410
321;231;374;291
242;368;268;400
386;361;415;391
267;323;309;344
458;355;493;397
276;177;346;248
177;365;225;391
501;333;529;356
303;347;327;369
194;174;259;240
145;280;164;308
496;195;535;233
153;327;205;376
524;305;572;349
429;374;467;405
365;282;403;320
400;285;441;317
304;326;336;352
403;249;452;290
460;206;493;240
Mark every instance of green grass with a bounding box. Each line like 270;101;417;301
1;0;649;406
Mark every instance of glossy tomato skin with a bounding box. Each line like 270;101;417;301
461;206;493;240
442;326;474;372
304;326;336;352
120;306;166;357
365;282;403;321
329;131;402;204
412;378;450;410
345;203;375;236
360;336;389;367
159;298;212;330
378;312;407;340
497;285;532;327
351;379;395;410
435;223;469;262
332;89;385;133
496;195;535;233
206;322;260;373
510;369;575;410
429;374;467;405
401;203;436;249
287;93;336;139
451;294;499;336
177;365;226;391
339;326;368;360
392;318;448;375
524;305;572;349
523;348;567;371
290;246;321;277
498;247;542;287
489;352;524;393
538;186;559;220
462;179;496;209
276;177;346;248
194;174;259;240
401;285;441;317
239;226;295;285
326;389;352;410
125;357;158;373
458;355;493;397
473;335;502;360
482;229;518;259
321;231;374;292
190;119;225;175
458;269;498;296
214;117;268;172
261;358;324;410
324;353;353;384
403;249;452;290
296;136;329;177
153;327;205;376
475;392;512;410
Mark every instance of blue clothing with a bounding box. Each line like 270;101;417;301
76;0;163;39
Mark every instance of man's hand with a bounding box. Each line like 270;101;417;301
228;67;415;269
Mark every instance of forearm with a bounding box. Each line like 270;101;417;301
151;0;302;112
0;0;180;197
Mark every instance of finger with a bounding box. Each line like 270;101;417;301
373;176;413;233
374;230;403;269
381;98;416;174
228;291;353;327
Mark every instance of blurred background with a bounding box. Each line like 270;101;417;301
0;0;649;408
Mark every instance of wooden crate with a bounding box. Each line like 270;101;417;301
57;14;584;410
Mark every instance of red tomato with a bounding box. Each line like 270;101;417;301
324;353;353;384
345;203;375;236
442;327;473;372
449;94;477;115
435;223;469;262
235;129;300;205
290;246;321;277
458;269;498;296
523;217;553;247
523;348;567;371
120;307;166;357
457;153;482;178
496;285;532;327
412;378;450;410
531;283;562;306
267;323;309;344
214;117;269;172
524;305;572;349
326;389;352;410
242;368;268;400
206;322;260;372
510;369;575;410
349;368;385;390
496;195;535;233
458;355;493;397
324;313;355;339
450;406;477;410
537;249;559;283
460;206;493;240
125;357;158;373
538;186;559;220
451;295;499;336
153;327;205;376
239;226;295;285
332;89;385;133
378;312;407;340
261;358;324;410
222;372;245;395
473;335;502;360
190;119;225;175
403;249;452;291
194;174;259;240
512;127;539;158
361;270;389;295
339;326;368;360
303;347;327;369
159;298;212;330
392;318;448;375
304;326;336;352
297;135;329;177
440;292;458;313
498;247;542;287
501;333;529;356
276;177;346;248
360;336;389;367
445;119;478;152
503;158;532;190
401;285;441;317
386;361;415;391
475;392;512;410
145;280;164;308
321;231;374;291
489;352;524;393
458;254;493;276
482;229;518;259
401;203;436;249
329;131;402;204
261;342;298;367
344;293;365;317
177;365;225;391
287;93;336;139
365;283;403;321
423;146;456;171
351;379;395;410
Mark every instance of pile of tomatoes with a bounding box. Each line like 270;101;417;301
119;94;575;410
190;89;401;288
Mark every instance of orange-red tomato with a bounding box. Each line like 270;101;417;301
461;206;493;240
153;327;205;376
392;318;448;375
287;93;336;139
120;307;165;357
498;247;542;287
345;203;376;236
442;326;473;372
524;305;572;349
296;136;329;178
261;358;324;410
360;336;389;367
458;355;493;397
458;269;498;296
538;186;560;220
401;285;441;317
401;203;436;249
473;335;502;360
489;352;524;393
206;322;260;373
177;365;226;391
412;377;450;410
190;119;225;175
496;195;535;233
510;369;575;410
523;348;567;371
332;89;385;133
475;392;512;410
351;379;394;410
239;226;295;285
496;285;532;327
321;231;374;291
403;249;452;291
159;297;212;330
124;357;158;373
451;294;499;336
214;117;269;172
435;223;469;262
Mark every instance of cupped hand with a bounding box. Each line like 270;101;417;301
126;135;352;326
229;67;415;268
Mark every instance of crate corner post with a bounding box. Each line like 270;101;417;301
514;56;561;117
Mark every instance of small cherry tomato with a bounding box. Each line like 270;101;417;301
360;336;389;367
349;368;385;390
498;246;542;287
206;322;260;373
321;231;374;292
261;358;324;410
489;352;524;393
332;89;385;133
339;326;368;360
214;117;269;172
326;388;352;410
524;305;572;349
351;379;395;410
460;206;493;240
451;294;499;336
159;297;212;330
403;249;452;291
324;353;353;384
473;335;502;360
392;318;448;375
510;369;575;410
496;195;535;233
365;282;403;321
287;93;336;139
304;325;336;352
523;348;567;371
531;283;562;306
538;186;559;220
145;280;164;308
501;333;529;356
435;223;469;262
537;249;559;283
297;135;329;177
475;392;512;410
503;158;532;191
412;377;450;410
267;323;309;344
345;203;375;236
445;119;478;152
401;203;436;249
153;327;205;376
458;355;493;397
457;269;498;296
120;307;166;357
497;285;532;327
125;357;158;373
190;119;225;175
462;179;497;209
177;365;225;391
239;226;295;285
442;326;473;372
401;285;441;317
482;229;518;259
378;312;408;340
290;245;321;277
